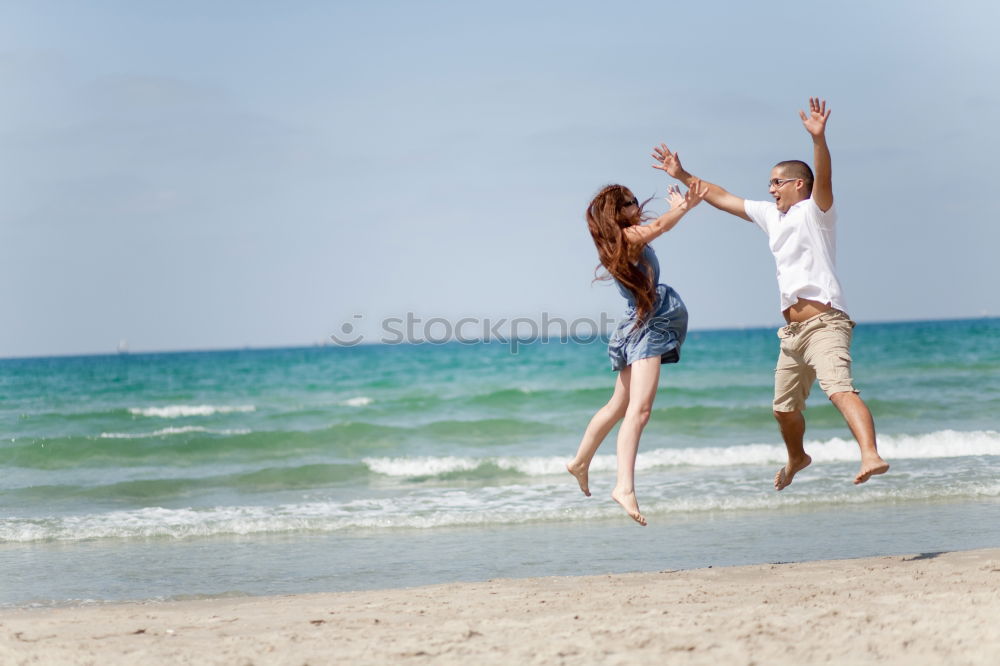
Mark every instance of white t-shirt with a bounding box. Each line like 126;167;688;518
744;197;847;313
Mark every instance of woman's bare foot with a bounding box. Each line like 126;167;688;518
611;487;646;526
854;455;890;485
774;454;812;491
566;461;591;496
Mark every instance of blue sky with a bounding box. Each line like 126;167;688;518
2;0;998;357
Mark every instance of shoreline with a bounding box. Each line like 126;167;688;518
3;547;999;665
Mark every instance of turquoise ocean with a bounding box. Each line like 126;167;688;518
2;318;999;608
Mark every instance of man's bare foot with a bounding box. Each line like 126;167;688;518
774;454;812;491
854;455;890;485
566;461;591;496
611;487;647;526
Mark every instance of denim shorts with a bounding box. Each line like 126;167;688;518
607;284;688;372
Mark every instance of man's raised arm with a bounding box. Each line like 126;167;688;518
652;143;750;221
800;98;833;212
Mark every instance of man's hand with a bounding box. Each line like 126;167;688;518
654;148;750;221
802;97;834;211
800;97;831;139
684;178;708;209
652;143;687;181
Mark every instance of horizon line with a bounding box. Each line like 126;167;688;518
2;314;995;362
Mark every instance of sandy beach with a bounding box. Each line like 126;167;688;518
2;548;998;665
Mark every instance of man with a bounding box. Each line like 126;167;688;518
653;98;889;490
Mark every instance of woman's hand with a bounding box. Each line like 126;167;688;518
666;179;708;211
666;184;685;210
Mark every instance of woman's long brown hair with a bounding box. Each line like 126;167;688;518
586;184;656;327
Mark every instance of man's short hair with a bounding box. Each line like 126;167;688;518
775;160;814;194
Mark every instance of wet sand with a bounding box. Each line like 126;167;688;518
2;548;999;665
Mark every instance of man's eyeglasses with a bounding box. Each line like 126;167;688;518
768;178;799;188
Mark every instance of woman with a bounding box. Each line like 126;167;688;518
566;178;706;525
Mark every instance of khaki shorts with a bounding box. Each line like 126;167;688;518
773;309;858;412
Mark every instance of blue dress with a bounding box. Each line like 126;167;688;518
607;244;688;372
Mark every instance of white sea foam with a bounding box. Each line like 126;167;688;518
364;430;1000;477
100;427;251;439
364;456;481;476
648;480;1000;513
129;405;256;418
3;476;1000;543
339;396;373;407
